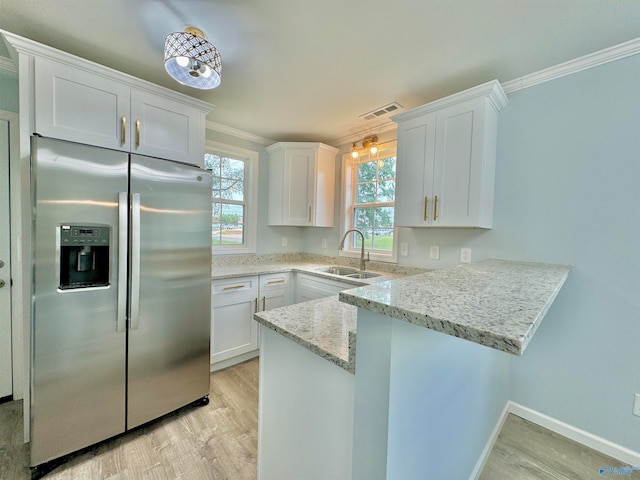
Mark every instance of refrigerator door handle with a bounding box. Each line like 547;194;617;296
117;192;128;333
130;192;141;330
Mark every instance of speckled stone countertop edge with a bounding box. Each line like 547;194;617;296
254;314;356;373
339;259;571;356
253;296;358;374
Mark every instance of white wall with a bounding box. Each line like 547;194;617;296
308;52;640;452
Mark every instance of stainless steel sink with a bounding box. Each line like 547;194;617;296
345;272;381;279
317;266;358;276
315;266;381;279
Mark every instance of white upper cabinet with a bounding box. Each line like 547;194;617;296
130;89;202;164
392;80;508;228
5;32;211;167
34;57;131;150
267;142;338;227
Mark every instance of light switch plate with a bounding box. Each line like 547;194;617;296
400;243;409;256
633;394;640;417
429;246;440;260
281;237;288;247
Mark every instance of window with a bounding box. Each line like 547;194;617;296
342;141;397;262
204;141;259;254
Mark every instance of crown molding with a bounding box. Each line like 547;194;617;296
502;36;640;94
205;120;275;146
0;55;16;73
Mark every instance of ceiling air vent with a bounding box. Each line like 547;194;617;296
359;102;404;121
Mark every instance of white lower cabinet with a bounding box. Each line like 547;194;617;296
295;273;356;303
211;273;290;368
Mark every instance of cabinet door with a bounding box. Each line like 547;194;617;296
35;57;130;150
130;90;203;166
394;113;437;227
432;99;487;227
211;276;259;364
283;148;315;226
260;273;291;310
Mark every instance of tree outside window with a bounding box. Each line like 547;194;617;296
343;142;397;259
205;153;246;246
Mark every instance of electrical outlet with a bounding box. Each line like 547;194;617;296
634;394;640;417
460;248;472;263
321;239;327;249
281;237;287;247
429;245;440;260
400;243;409;256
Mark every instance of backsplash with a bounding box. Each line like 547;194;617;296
212;253;427;276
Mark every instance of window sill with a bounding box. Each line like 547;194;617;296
338;249;397;264
213;246;257;256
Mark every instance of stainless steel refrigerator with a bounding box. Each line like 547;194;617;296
30;136;212;471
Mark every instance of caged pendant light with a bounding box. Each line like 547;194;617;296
164;26;222;90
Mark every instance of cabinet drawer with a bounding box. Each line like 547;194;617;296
212;276;258;297
259;272;290;291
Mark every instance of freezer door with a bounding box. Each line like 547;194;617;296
127;155;212;428
30;137;129;466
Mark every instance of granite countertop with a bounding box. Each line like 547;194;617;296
339;259;571;356
220;255;570;373
215;253;425;374
253;296;357;373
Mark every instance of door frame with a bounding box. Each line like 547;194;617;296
0;109;24;400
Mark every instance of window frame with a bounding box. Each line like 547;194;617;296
340;140;398;263
205;140;259;255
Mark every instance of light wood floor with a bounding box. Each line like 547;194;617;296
480;413;640;479
2;358;637;479
0;359;259;480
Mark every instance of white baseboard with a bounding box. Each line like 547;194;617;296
468;401;511;480
469;401;640;479
508;402;640;467
210;350;259;373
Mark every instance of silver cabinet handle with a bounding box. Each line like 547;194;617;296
117;192;128;332
130;193;141;329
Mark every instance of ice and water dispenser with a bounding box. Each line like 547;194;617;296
59;225;110;290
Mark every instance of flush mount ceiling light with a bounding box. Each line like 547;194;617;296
351;135;379;159
164;26;222;90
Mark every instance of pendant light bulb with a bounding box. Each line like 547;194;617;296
351;142;359;159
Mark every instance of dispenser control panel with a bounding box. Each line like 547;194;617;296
61;225;110;245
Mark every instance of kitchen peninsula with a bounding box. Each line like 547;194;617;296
254;259;570;480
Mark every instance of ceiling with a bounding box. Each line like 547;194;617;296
1;0;640;145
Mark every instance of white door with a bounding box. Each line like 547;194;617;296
0;119;12;398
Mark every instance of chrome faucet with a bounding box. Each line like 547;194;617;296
339;228;370;271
